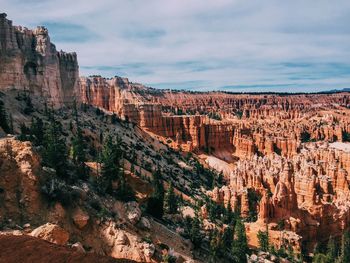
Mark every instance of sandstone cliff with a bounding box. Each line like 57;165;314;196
80;75;350;159
0;13;79;106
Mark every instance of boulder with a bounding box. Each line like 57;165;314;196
138;217;151;230
71;242;85;253
72;208;89;229
124;201;141;225
30;223;69;245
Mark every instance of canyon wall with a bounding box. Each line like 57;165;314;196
81;75;350;159
80;76;236;152
0;13;79;106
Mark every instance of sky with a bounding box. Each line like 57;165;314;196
2;0;350;92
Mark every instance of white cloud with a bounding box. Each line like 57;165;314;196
2;0;350;91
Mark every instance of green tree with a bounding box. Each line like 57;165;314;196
232;219;249;263
223;200;235;224
164;182;178;214
23;95;34;114
326;236;338;261
222;226;234;248
147;168;165;219
0;99;10;133
98;135;122;193
42;119;67;178
209;229;223;262
257;226;269;252
339;231;350;263
190;217;202;249
30;117;44;146
71;124;88;179
115;171;135;202
313;253;331;263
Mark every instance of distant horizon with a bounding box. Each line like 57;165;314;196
81;74;350;94
3;0;350;93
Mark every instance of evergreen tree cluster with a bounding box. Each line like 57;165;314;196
206;217;249;263
97;133;135;201
313;231;350;263
208;111;222;121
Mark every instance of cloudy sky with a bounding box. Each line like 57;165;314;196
3;0;350;92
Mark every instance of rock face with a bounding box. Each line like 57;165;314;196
0;137;43;224
100;221;156;263
80;76;236;152
0;13;79;106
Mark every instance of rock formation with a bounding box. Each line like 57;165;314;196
80;75;350;160
0;13;79;106
208;141;350;251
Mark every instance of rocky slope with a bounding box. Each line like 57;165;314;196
80;78;350;257
0;93;204;262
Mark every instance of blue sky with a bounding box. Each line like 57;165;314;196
3;0;350;92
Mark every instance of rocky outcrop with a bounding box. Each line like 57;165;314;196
30;223;69;245
72;208;90;229
0;234;135;263
0;137;43;224
0;13;79;106
124;201;142;225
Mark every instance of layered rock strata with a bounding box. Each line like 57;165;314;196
0;13;79;106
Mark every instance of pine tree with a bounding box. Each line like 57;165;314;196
115;169;135;201
30;117;44;146
340;231;350;263
164;182;178;214
209;229;223;261
0;99;10;133
23;95;34;114
42;119;67;178
232;219;249;263
147;168;165;219
222;226;234;248
18;123;29;141
71;125;88;179
257;225;269;252
326;236;338;261
190;217;202;249
98;135;122;193
223;200;235;224
71;127;85;163
8;114;13;134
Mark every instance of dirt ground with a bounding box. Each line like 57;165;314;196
0;234;136;263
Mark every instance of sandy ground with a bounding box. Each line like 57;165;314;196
200;154;234;177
